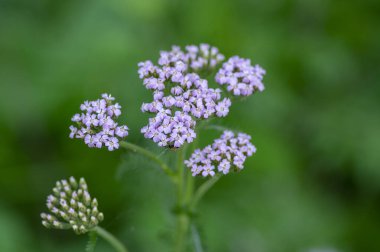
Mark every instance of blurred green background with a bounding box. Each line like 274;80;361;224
1;0;380;251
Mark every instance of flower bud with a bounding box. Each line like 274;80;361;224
40;176;104;235
42;220;50;228
91;198;98;208
97;213;104;222
69;177;78;189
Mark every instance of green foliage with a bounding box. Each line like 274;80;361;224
0;0;379;251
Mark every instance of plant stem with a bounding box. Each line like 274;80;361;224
190;174;221;211
184;169;194;206
175;212;190;252
175;147;190;252
191;224;204;252
120;141;177;183
176;147;185;204
94;226;129;252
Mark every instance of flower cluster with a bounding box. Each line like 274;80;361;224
141;110;196;148
185;131;256;177
41;177;104;235
138;44;231;148
215;56;266;96
157;44;225;72
69;93;129;151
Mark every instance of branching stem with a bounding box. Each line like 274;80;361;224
190;174;221;211
120;141;177;183
94;226;128;252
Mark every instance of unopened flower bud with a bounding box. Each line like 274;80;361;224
40;176;104;235
42;220;50;228
71;191;78;200
79;178;87;190
83;191;91;206
72;225;78;233
92;207;98;216
69;177;78;189
90;216;98;226
91;198;98;208
79;225;86;234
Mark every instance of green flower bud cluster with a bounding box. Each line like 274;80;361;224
41;177;104;235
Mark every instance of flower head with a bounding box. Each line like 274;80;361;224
215;56;266;96
41;177;104;235
138;44;230;149
141;111;196;148
158;44;225;72
69;93;129;151
185;131;256;177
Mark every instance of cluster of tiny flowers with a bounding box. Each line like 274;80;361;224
185;131;256;177
215;56;266;96
157;44;225;72
41;177;104;235
138;44;231;148
69;93;129;151
141;110;196;148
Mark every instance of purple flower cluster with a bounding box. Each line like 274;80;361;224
141;110;196;148
215;56;266;96
69;94;129;151
138;44;231;148
185;131;256;177
157;44;225;72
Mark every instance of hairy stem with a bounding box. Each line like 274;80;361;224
120;141;177;183
94;226;128;252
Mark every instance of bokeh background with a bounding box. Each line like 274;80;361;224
1;0;380;251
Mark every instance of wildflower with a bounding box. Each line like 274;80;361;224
138;44;231;148
141;111;197;148
159;43;225;72
185;131;256;177
215;56;266;96
69;93;129;151
41;177;104;235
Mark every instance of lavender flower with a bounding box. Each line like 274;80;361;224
41;177;104;235
141;110;196;148
138;44;231;148
158;44;225;72
185;131;256;177
215;56;266;96
69;93;129;151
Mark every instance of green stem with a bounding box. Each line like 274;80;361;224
176;147;185;203
175;147;190;252
94;226;129;252
190;174;221;211
120;141;177;183
191;224;204;252
85;231;98;252
175;212;190;252
184;170;194;206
